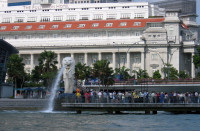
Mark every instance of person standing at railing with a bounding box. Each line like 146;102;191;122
76;91;81;103
164;93;169;103
198;93;200;103
109;92;113;103
90;90;94;103
160;92;165;103
117;91;123;103
124;91;129;103
98;91;102;103
185;92;189;103
132;91;136;103
112;91;117;103
133;91;140;103
144;91;149;103
195;92;199;103
84;92;90;103
103;91;107;103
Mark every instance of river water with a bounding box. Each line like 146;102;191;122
0;110;199;131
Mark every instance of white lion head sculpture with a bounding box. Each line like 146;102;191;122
62;57;75;93
62;57;75;78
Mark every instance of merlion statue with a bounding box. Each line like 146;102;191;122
62;57;76;93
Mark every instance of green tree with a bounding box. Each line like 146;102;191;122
37;50;58;89
153;70;161;79
92;60;115;88
6;54;26;89
193;47;200;68
178;71;189;79
132;68;149;79
114;66;131;80
161;64;178;80
75;62;91;81
31;65;43;83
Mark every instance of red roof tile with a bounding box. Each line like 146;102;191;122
0;18;165;32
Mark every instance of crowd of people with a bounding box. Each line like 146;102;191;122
72;88;200;104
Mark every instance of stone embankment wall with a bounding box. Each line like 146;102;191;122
0;99;48;110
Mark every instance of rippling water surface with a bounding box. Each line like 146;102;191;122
0;111;199;131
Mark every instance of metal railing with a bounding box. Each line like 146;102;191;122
57;93;200;104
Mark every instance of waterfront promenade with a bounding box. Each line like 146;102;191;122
61;103;200;114
0;99;48;110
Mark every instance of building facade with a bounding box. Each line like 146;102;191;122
153;0;196;15
0;2;199;78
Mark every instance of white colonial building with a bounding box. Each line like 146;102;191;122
0;2;199;78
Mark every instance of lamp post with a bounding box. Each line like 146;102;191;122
148;49;166;79
148;48;178;80
167;48;178;80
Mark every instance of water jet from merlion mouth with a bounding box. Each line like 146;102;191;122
45;57;76;112
45;66;66;112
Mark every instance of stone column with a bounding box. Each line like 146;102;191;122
127;52;130;74
141;52;145;70
84;53;88;65
98;52;102;60
30;54;34;71
112;52;116;69
127;52;130;69
191;53;195;78
71;53;74;58
57;53;61;69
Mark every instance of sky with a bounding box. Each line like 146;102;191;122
134;0;200;25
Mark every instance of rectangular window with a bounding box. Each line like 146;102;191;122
66;15;76;21
2;18;11;23
0;26;6;30
14;35;18;39
53;34;58;38
105;23;113;27
119;22;127;26
53;16;63;21
15;17;24;23
39;34;45;38
65;34;71;38
149;23;162;27
26;35;31;39
134;22;141;26
121;13;131;19
93;33;98;37
107;14;116;19
93;14;103;20
92;23;99;27
64;24;72;28
78;24;85;28
133;54;141;63
25;25;32;29
41;16;50;22
25;56;31;65
12;26;19;30
135;32;140;36
27;17;36;22
135;13;144;18
38;25;45;29
80;15;89;20
51;25;59;28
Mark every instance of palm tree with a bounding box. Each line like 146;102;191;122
132;68;149;79
114;66;131;80
6;54;26;97
38;50;58;73
75;62;91;81
92;60;115;89
37;50;58;89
